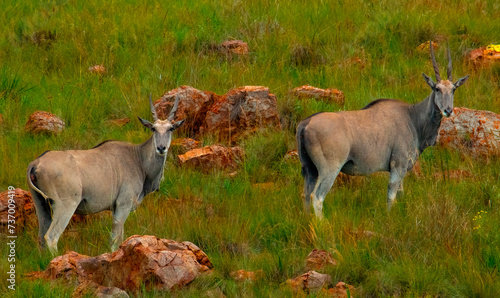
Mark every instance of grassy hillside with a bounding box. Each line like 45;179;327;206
1;0;499;296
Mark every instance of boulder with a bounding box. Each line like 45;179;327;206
292;85;345;105
177;145;244;171
284;270;332;294
305;249;337;271
28;235;213;293
154;86;216;136
437;107;500;157
0;188;35;231
25;111;65;134
205;86;281;140
171;138;201;154
154;86;281;141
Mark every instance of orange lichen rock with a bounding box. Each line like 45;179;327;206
25;111;65;134
437;107;500;157
27;235;213;293
177;145;244;171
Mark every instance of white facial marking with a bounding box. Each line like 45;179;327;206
152;120;173;155
435;80;454;117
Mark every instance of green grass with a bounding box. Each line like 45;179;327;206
1;0;500;296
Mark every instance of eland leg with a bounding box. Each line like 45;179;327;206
110;197;134;251
30;191;52;248
44;200;80;255
310;168;341;219
387;165;406;210
302;164;318;213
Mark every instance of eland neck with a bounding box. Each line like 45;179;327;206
410;92;443;153
136;136;167;179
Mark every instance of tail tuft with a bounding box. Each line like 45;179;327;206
297;123;318;179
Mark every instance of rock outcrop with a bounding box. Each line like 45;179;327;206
153;86;280;141
437;107;500;157
177;145;244;171
171;138;201;154
154;86;216;136
205;86;281;140
28;235;213;294
0;188;35;231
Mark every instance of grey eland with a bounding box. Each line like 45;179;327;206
27;95;184;254
297;42;469;219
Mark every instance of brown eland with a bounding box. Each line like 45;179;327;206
297;42;469;219
27;95;184;254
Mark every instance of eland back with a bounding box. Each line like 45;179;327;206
297;42;469;219
27;95;184;254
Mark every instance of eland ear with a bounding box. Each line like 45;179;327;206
138;116;154;131
171;119;185;131
454;75;470;89
422;73;436;89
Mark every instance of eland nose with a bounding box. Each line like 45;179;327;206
444;108;453;117
157;145;166;154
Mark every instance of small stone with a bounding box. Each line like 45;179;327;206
305;249;337;271
284;270;332;294
467;46;500;68
284;150;299;161
292;85;345;105
89;65;106;75
417;41;439;52
108;117;130;127
230;269;264;282
25;111;65;134
323;281;356;298
221;40;249;55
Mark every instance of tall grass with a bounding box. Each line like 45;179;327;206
1;0;499;296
